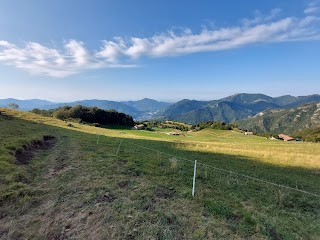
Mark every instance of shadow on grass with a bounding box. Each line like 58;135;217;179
100;124;132;130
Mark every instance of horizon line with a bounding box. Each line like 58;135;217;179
1;92;320;104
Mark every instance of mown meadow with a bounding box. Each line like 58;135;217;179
0;108;319;239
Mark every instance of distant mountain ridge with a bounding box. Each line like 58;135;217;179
1;93;319;123
0;98;54;110
155;93;320;124
122;98;170;112
0;98;171;120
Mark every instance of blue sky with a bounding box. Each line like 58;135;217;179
0;0;319;102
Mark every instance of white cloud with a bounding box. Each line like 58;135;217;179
0;39;135;77
0;8;320;77
0;40;15;48
305;7;319;14
65;40;88;65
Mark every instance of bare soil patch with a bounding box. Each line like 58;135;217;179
154;186;175;199
97;192;116;203
15;135;56;165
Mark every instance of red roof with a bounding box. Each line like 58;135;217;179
279;134;294;141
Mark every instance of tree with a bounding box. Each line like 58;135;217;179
7;103;19;109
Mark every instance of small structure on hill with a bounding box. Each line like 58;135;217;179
132;124;145;130
279;134;294;141
167;132;181;136
244;132;254;136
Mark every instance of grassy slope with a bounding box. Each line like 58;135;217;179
0;108;320;239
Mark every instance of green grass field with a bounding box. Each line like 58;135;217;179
0;108;319;239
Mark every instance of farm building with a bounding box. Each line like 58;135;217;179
244;132;254;136
279;134;294;141
132;124;145;130
167;132;181;136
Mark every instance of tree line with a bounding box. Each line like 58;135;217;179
31;105;134;126
293;127;320;142
138;120;237;132
191;121;238;131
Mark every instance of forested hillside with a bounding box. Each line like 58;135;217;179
237;102;320;135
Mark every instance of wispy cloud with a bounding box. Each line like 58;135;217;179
241;8;282;27
304;0;320;14
1;7;320;77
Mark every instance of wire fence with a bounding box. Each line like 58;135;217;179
94;133;320;199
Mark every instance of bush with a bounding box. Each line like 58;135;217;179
30;108;55;117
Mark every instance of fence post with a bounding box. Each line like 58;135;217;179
116;140;123;157
205;166;208;179
96;133;100;144
192;160;197;197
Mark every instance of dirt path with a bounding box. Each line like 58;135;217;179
0;134;82;239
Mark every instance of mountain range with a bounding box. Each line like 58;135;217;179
1;93;320;124
155;93;320;124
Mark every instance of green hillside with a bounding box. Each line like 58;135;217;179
238;102;320;135
220;93;275;104
169;102;254;124
158;99;208;119
1;108;320;239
